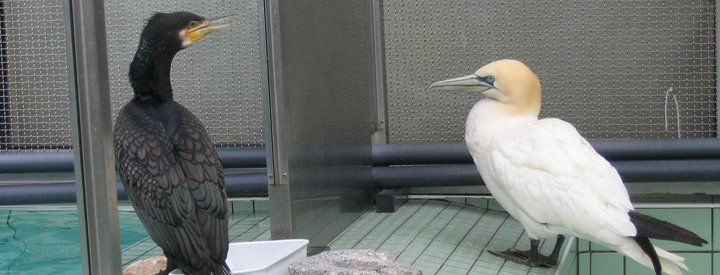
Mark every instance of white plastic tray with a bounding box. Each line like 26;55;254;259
170;239;309;275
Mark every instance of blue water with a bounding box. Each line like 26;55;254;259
0;209;148;274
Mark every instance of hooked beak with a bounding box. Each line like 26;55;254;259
184;15;240;46
429;74;494;93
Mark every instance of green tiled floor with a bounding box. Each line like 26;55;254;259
330;199;568;275
122;198;716;275
576;206;718;275
121;200;271;267
124;199;571;274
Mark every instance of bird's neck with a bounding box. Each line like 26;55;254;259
129;40;178;102
468;99;539;125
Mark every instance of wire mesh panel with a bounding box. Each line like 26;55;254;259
104;0;264;147
383;0;717;142
0;0;72;151
0;0;264;152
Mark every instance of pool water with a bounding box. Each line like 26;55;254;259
0;209;148;274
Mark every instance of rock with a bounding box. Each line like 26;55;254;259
289;249;422;275
122;256;167;275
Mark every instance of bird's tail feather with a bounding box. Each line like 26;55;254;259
619;239;687;275
212;263;231;275
629;211;707;246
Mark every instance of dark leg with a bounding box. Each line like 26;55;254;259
546;235;565;266
489;235;565;268
527;238;541;265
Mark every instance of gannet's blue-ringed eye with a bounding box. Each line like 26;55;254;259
476;75;495;85
485;75;495;85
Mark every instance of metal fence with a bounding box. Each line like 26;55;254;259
0;0;264;152
0;0;718;152
0;0;72;151
383;0;717;142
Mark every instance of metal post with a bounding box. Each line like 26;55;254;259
0;1;10;148
262;0;294;240
716;0;719;137
371;0;388;145
263;0;288;187
65;0;121;273
258;0;276;186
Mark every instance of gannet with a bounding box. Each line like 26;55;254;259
430;59;706;275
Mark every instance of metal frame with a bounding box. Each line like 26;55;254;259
262;0;287;187
262;0;293;239
371;0;388;145
64;0;120;273
0;1;8;147
717;0;720;137
257;0;274;186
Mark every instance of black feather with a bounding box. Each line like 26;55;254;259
629;210;707;246
633;236;661;275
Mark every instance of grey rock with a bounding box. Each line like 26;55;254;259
289;249;422;275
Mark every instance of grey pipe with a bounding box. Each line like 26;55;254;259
2;159;719;205
3;139;720;173
373;164;483;189
373;160;720;189
373;139;720;166
0;146;267;174
0;172;268;205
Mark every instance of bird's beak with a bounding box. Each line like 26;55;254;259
186;15;240;43
429;74;493;93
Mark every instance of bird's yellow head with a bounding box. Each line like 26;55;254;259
430;59;542;117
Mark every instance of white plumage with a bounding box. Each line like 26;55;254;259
430;59;704;275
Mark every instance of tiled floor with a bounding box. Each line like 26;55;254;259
121;198;718;275
574;205;718;275
121;200;271;267
329;199;568;275
121;199;569;274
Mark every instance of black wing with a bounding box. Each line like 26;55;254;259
114;101;228;273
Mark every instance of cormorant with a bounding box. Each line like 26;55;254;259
113;12;239;275
430;60;707;275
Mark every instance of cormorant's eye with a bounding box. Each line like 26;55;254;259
188;21;199;28
485;75;495;85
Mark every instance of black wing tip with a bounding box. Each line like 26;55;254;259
633;236;661;275
629;210;707;247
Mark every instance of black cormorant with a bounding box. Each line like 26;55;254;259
113;12;238;275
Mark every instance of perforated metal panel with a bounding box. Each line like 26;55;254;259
384;0;717;142
0;0;264;152
0;0;72;151
105;0;264;147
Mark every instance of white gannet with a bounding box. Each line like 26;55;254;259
430;59;706;275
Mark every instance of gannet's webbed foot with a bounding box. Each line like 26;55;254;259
490;235;565;267
489;248;552;267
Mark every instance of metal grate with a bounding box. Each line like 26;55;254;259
383;0;717;142
0;0;264;152
104;0;264;147
0;0;72;151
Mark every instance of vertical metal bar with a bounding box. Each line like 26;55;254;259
263;0;294;240
65;0;121;273
371;0;388;145
716;0;720;137
264;0;287;187
0;1;9;148
258;0;274;186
